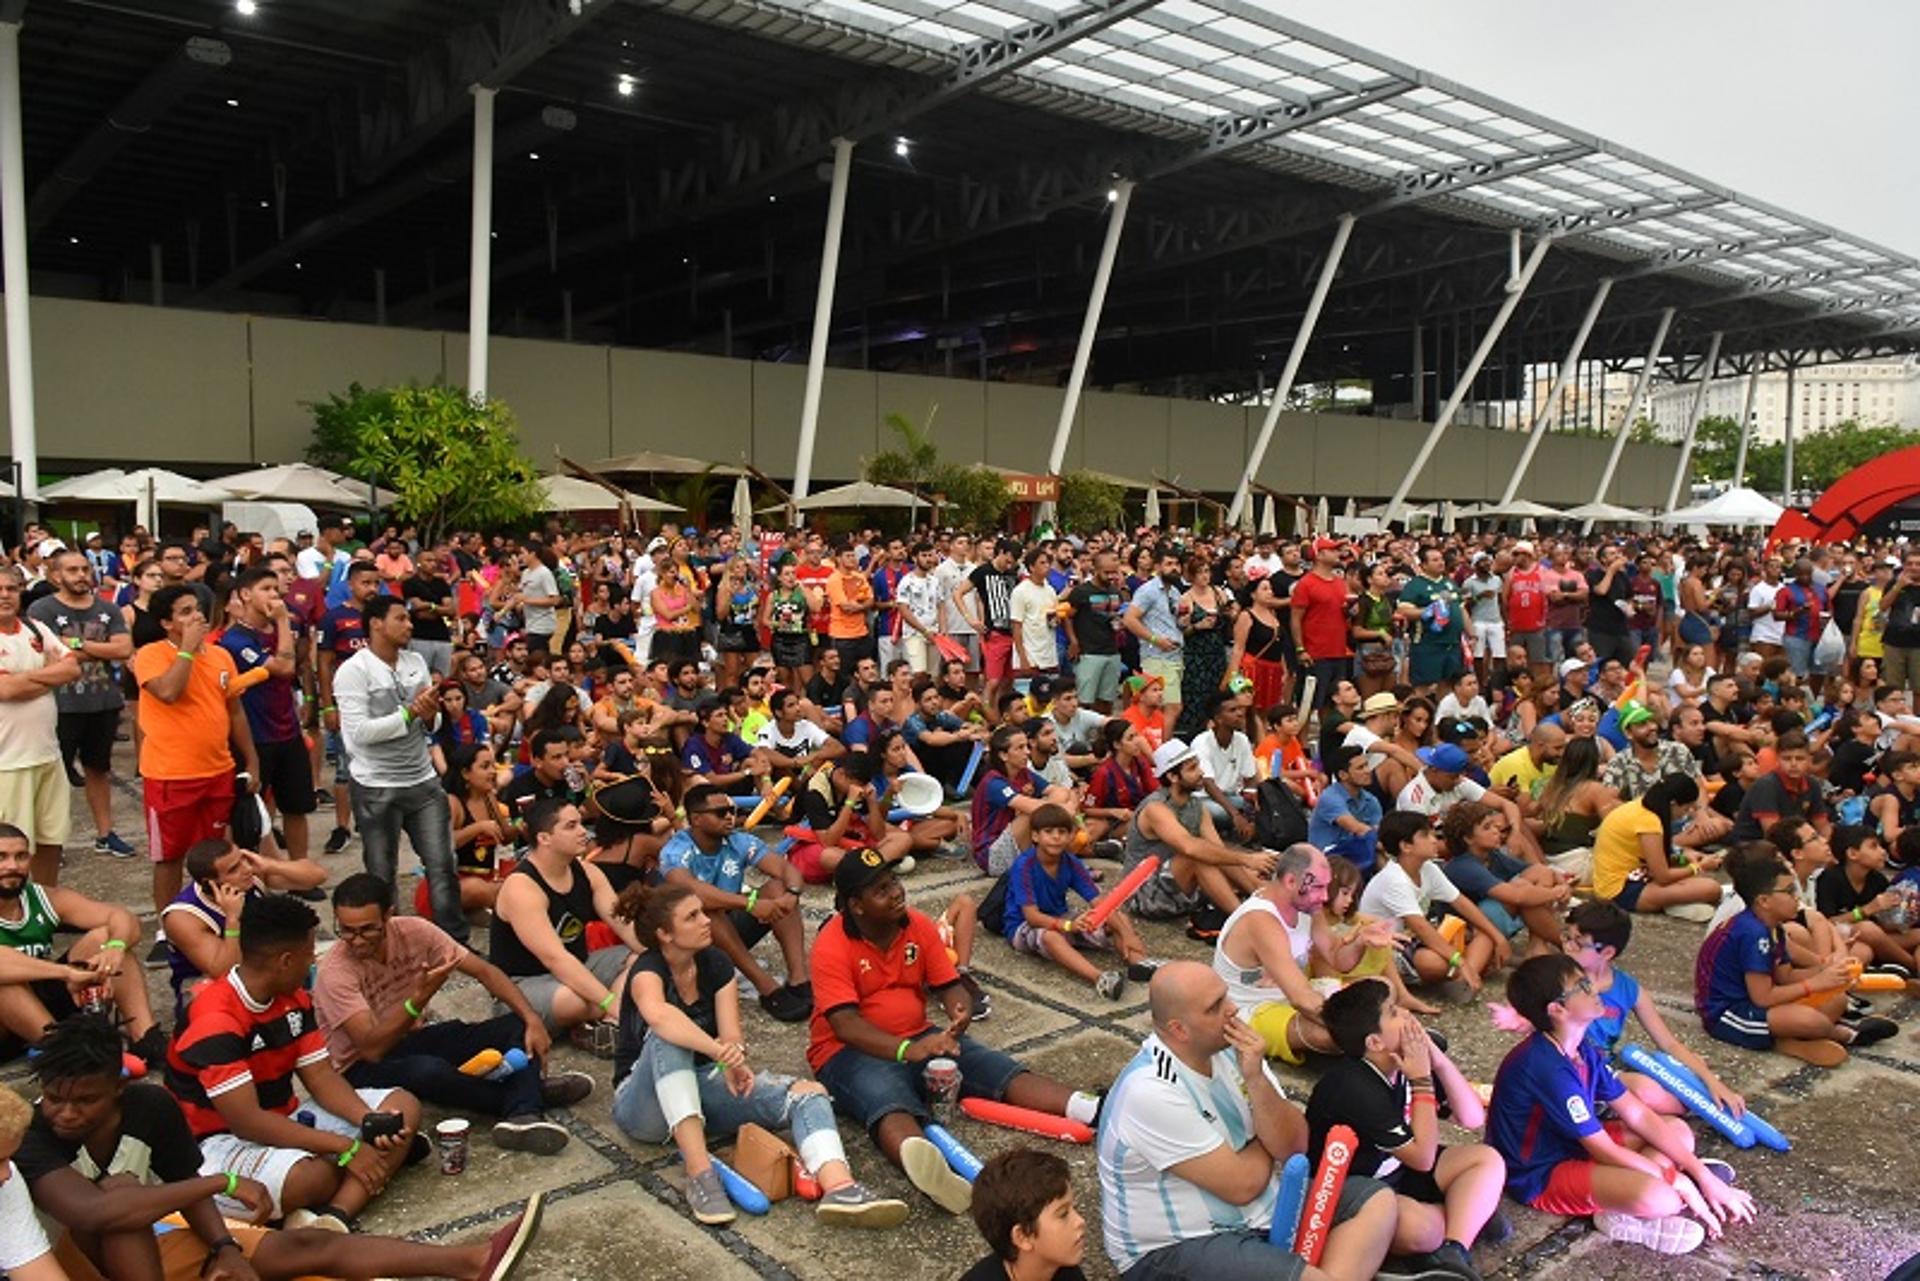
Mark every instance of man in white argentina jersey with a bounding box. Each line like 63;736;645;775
1095;961;1397;1281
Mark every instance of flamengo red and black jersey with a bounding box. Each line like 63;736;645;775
165;968;329;1137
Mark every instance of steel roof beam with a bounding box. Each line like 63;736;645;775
27;36;230;235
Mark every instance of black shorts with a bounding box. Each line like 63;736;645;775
0;976;79;1059
771;632;811;670
255;738;317;815
57;707;120;774
1384;1153;1446;1205
726;907;773;949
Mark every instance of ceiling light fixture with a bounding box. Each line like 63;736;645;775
616;73;636;97
528;152;540;160
893;136;910;158
235;0;257;15
225;98;240;108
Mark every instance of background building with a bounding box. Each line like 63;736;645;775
1647;356;1919;440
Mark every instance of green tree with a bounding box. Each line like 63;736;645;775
864;408;941;496
657;466;722;530
1687;415;1745;480
932;464;1012;530
1056;471;1124;533
310;383;540;545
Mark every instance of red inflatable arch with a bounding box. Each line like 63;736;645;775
1769;444;1920;547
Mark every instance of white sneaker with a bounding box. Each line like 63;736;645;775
900;1135;972;1214
1661;901;1717;923
1593;1211;1705;1255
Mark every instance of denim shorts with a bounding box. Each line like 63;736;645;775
814;1028;1026;1134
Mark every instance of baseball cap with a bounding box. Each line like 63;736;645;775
1124;673;1165;695
645;536;668;554
1360;692;1401;717
1151;738;1200;778
1512;540;1535;555
1558;658;1587;678
833;846;898;901
1417;743;1471;773
34;538;64;558
1618;700;1656;730
1311;536;1347;556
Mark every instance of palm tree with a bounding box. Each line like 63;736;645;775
656;466;720;530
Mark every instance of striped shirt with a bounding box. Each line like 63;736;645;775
165;968;329;1138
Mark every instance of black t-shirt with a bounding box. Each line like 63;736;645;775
1270;568;1304;603
614;945;734;1085
1814;865;1888;918
1585;565;1631;634
957;1258;1087;1281
1832;579;1867;640
1305;1056;1450;1185
15;1083;202;1189
1828;740;1878;795
1065;582;1122;656
967;563;1019;634
806;669;850;709
1711;776;1745;821
1731;771;1830;842
499;770;578;812
403;575;453;642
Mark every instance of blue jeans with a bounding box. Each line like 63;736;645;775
613;1034;849;1173
1474;899;1524;939
815;1029;1025;1134
349;776;467;943
1782;635;1815;676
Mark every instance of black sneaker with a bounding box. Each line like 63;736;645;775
539;1070;595;1108
1844;1015;1899;1047
291;886;328;902
761;983;812;1023
1475;1208;1513;1247
404;1133;433;1166
313;788;333;809
130;1025;170;1071
323;826;352;855
1847;994;1874;1019
143;939;172;970
1185;905;1228;942
1126;958;1164;984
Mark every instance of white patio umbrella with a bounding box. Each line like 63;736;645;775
1562;501;1653;528
786;481;923;511
1144;487;1162;529
588;451;744;477
731;475;755;544
1258;494;1278;537
1342;496;1356;521
40;468;139;502
1440;500;1458;534
213;463;374;507
1476;498;1566;521
535;474;675;513
1312;495;1330;535
123;469;234;533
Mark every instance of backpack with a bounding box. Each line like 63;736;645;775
1252;777;1310;850
978;871;1013;937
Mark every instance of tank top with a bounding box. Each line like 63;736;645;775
130;603;164;648
1121;787;1205;873
452;792;507;878
1241;610;1287;663
0;882;60;958
1212;894;1313;1012
488;858;595;978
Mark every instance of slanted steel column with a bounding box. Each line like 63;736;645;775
1584;307;1673;532
1385;236;1551;523
793;137;854;502
1732;367;1760;487
1229;213;1354;525
0;21;36;502
1499;277;1612;504
1044;180;1134;483
1665;331;1723;513
466;86;496;399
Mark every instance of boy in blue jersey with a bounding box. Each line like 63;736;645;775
1487;955;1752;1256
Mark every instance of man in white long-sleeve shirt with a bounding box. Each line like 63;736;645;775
334;596;467;943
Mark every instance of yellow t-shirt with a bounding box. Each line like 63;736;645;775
1591;799;1662;900
1858;585;1885;659
1490;744;1553;800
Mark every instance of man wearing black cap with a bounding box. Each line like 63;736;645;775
808;850;1101;1214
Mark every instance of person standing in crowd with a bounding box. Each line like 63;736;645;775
514;544;563;656
827;542;881;670
218;566;321;888
894;541;945;677
1504;540;1550;683
1124;547;1188;732
957;538;1023;715
334;595;468;943
1398;546;1466;697
1290;536;1354;710
1462;552;1506;688
404;548;457;677
1009;548;1062;685
26;551;131;863
1066;549;1127;713
1583;544;1637;668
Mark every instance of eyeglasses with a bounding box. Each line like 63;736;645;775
692;806;736;819
335;923;386;940
1557;974;1595;1003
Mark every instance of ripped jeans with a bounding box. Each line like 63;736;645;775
612;1033;848;1175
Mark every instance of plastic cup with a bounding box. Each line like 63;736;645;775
434;1118;470;1175
924;1057;961;1121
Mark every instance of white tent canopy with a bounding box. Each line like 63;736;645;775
1562;501;1654;525
1475;498;1566;520
786;481;922;511
1663;487;1784;528
536;474;675;513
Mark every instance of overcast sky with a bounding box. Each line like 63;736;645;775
1269;0;1920;260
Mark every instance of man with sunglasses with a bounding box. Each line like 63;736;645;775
658;784;812;1023
1209;844;1395;1065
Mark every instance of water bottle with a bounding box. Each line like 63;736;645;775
487;1048;531;1081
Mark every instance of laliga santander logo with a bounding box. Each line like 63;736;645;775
1293;1124;1357;1263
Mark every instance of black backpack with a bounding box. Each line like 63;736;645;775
1252;777;1310;850
978;871;1013;936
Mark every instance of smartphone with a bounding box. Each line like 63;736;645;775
360;1111;405;1141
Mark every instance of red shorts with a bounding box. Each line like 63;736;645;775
981;631;1015;681
787;840;835;885
1530;1121;1642;1216
144;774;233;864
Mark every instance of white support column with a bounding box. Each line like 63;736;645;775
1229;213;1354;525
1732;366;1760;487
466;85;496;400
0;21;36;503
1664;331;1723;513
1044;180;1134;483
1584;307;1673;532
1498;276;1612;504
1782;364;1797;504
793;137;854;503
1385;236;1551;524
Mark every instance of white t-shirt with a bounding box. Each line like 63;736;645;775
894;571;943;634
1358;858;1461;922
933;558;977;636
756;718;830;756
1342;723;1389;766
520;564;560;637
1244;552;1283;580
0;618;64;770
1748;581;1786;646
1435;694;1491;724
0;1167;52;1273
1397;771;1487;815
296;545;349;582
1097;1034;1284;1272
1007;578;1060;670
1193;729;1257;794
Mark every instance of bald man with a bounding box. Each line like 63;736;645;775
1211;846;1399;1064
1490;722;1567;811
1096;961;1397;1281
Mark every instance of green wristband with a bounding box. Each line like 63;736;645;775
100;939;127;952
895;1039;912;1063
745;886;759;912
403;999;423;1019
1448;950;1465;969
336;1139;360;1168
598;989;618;1012
224;1171;239;1198
223;928;240;939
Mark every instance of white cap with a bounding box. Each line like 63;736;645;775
1151;738;1200;778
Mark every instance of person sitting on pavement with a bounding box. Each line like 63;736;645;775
163;894;424;1230
1211;843;1395;1065
17;1014;544;1281
1396;744;1541;863
498;727;585;812
788;750;916;886
488;798;643;1039
1094;960;1397;1281
160;838;327;1024
1309;745;1386;872
809;850;1102;1215
609;879;908;1230
1190;690;1259;842
1118;740;1276;928
1002;804;1155;1002
315;872;593;1157
0;822;166;1069
658;783;813;1023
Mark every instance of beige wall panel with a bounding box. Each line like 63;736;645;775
444;335;609;464
1083;391;1170;484
1251;410;1316;495
876;373;986;466
1168;401;1249;492
1428;425;1489;500
608;349;752;466
985;383;1074;474
247;316;446;465
753;364;878;483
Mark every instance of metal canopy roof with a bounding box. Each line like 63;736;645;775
17;0;1920;401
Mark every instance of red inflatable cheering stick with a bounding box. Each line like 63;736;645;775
1292;1125;1356;1264
1079;856;1159;932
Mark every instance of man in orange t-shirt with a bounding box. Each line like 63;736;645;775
825;543;880;668
133;585;260;949
808;849;1097;1214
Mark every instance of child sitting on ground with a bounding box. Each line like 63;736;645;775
1439;801;1572;957
1695;851;1897;1068
1488;954;1754;1256
1357;811;1509;997
1706;825;1849;962
1813;823;1920;977
1307;978;1507;1279
1313;857;1440;1016
959;1148;1088;1281
1002;803;1154;1001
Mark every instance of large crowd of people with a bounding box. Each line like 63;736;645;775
0;509;1917;1280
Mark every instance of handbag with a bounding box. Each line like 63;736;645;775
1360;647;1397;676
